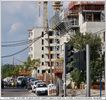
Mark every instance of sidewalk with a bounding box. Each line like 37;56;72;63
67;89;105;97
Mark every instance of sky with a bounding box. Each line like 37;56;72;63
1;1;69;65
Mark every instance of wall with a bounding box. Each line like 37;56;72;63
80;22;105;34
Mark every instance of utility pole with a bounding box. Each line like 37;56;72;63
105;0;106;97
86;44;90;97
63;43;66;97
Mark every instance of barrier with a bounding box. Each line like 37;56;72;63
48;84;57;96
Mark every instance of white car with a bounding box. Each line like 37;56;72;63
36;83;48;96
31;80;43;93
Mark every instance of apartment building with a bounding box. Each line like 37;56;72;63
28;27;61;67
28;27;43;61
66;1;105;52
28;1;105;70
42;30;61;67
50;1;105;57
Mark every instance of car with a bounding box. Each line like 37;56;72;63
16;76;25;87
31;80;43;93
36;83;48;96
26;77;38;90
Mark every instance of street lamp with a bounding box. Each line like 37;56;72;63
105;0;106;97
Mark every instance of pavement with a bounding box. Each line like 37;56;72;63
66;89;105;97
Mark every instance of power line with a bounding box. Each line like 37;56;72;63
2;33;47;58
2;41;29;47
14;57;25;63
2;36;43;47
2;39;28;43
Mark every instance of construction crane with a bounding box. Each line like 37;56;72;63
52;1;62;11
38;1;62;83
38;1;52;83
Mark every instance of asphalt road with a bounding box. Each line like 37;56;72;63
1;87;37;97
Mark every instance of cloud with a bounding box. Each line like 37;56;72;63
9;22;24;33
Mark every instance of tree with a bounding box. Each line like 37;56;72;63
71;68;84;88
23;57;40;70
69;32;103;83
1;64;20;78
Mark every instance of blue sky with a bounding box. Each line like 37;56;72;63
1;1;69;65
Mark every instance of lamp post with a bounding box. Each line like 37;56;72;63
104;0;106;97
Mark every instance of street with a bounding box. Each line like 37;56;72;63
1;87;37;97
1;1;106;98
1;87;105;97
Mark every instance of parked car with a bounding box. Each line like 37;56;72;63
31;80;43;93
16;76;25;87
36;82;48;96
26;77;38;90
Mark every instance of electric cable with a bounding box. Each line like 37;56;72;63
2;33;47;58
2;39;28;43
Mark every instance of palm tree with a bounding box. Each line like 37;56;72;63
23;57;40;70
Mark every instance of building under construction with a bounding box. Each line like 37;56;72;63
50;1;105;83
29;1;105;84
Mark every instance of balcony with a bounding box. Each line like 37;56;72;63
44;34;55;39
44;50;60;55
80;22;105;33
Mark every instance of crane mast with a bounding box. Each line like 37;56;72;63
43;1;52;83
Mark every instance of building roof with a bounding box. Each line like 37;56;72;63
68;1;104;10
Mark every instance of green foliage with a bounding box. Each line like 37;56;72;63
1;57;41;78
69;32;103;83
1;64;20;78
71;68;84;88
23;57;40;70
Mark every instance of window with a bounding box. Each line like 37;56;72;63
49;39;53;43
51;62;54;66
42;62;44;65
85;14;92;21
48;69;50;73
48;62;50;66
104;32;105;42
51;54;53;59
49;31;53;36
42;70;45;74
50;47;53;51
42;47;44;50
42;54;44;58
57;54;60;58
42;39;44;45
56;39;60;44
56;32;59;36
56;46;59;51
94;13;100;21
42;32;44;37
56;62;59;66
38;70;39;73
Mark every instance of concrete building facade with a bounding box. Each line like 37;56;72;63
50;1;105;57
28;27;43;61
28;27;61;67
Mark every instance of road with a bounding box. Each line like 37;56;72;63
1;87;37;97
2;87;105;97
